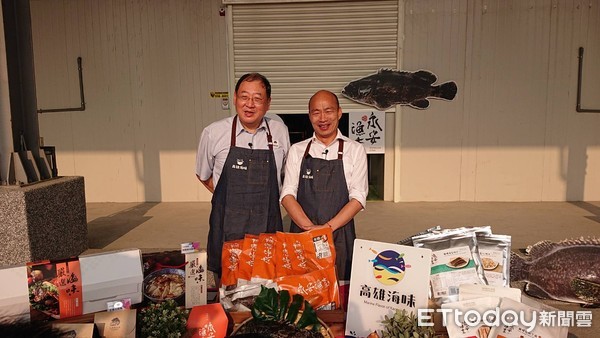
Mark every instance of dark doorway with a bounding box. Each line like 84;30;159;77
279;113;349;144
278;113;383;201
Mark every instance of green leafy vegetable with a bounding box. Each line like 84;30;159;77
296;300;320;329
277;289;290;321
251;285;321;332
379;309;435;338
285;294;303;323
252;286;279;321
138;299;189;338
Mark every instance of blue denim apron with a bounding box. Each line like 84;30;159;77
207;116;283;276
290;140;356;280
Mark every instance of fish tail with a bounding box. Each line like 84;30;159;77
434;82;458;100
509;251;529;282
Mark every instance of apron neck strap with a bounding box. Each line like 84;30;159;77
231;116;238;147
231;116;274;151
265;119;274;151
303;140;313;158
337;139;344;160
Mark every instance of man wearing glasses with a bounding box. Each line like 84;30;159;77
196;73;290;278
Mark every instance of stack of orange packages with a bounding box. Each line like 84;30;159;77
220;228;340;311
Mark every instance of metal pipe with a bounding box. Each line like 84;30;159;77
37;57;86;113
576;47;600;113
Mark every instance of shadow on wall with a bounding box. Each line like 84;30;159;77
87;202;159;249
563;144;586;202
134;149;162;202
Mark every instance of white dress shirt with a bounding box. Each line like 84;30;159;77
281;130;368;208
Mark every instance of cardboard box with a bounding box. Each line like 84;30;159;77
53;323;98;338
0;265;30;322
187;303;228;338
185;251;207;308
79;249;143;314
94;309;136;338
27;258;83;319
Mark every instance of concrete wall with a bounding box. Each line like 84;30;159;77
30;0;228;202
30;0;600;202
398;0;600;201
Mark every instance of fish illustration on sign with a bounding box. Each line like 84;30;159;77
510;237;600;306
341;68;457;110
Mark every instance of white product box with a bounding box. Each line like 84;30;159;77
79;249;143;314
0;265;30;322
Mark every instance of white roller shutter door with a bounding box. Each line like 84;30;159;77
225;0;399;113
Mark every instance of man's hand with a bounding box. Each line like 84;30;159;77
197;174;214;194
281;195;314;230
306;224;331;231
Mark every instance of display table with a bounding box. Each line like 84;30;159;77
52;308;450;337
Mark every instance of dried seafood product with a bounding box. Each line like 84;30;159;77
477;234;511;287
413;228;487;305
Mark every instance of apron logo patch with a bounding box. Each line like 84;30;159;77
302;169;313;179
232;159;248;170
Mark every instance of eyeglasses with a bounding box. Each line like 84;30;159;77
237;95;266;106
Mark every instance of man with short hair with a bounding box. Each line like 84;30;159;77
196;73;290;277
281;90;368;281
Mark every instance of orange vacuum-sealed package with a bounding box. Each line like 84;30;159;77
276;266;339;310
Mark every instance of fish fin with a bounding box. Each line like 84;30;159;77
556;236;600;247
378;68;396;75
525;240;556;258
526;237;600;258
571;277;600;305
372;97;394;110
509;251;529;282
413;70;438;84
410;99;430;109
524;282;553;300
375;105;394;111
435;82;458;100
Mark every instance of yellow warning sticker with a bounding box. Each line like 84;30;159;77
210;91;229;98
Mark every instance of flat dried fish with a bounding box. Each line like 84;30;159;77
511;237;600;306
342;69;457;110
449;256;467;267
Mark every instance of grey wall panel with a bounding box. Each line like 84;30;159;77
31;0;228;202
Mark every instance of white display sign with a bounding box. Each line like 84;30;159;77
348;111;385;154
185;251;207;308
345;239;432;337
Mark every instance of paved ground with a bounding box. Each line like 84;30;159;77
85;201;600;337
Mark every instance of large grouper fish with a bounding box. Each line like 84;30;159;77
511;237;600;306
341;68;457;110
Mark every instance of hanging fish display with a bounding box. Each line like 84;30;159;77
341;68;457;110
510;237;600;306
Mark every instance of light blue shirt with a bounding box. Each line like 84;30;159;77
196;116;290;189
